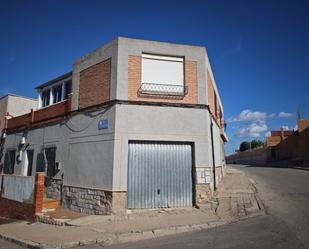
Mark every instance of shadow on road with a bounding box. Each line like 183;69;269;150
0;218;18;225
234;163;309;172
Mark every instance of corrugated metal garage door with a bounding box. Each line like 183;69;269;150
127;142;193;208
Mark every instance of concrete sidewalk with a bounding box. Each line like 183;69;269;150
215;167;265;222
0;167;264;249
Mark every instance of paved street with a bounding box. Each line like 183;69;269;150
0;239;23;249
1;164;309;248
78;164;309;249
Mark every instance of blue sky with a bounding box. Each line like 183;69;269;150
1;0;308;155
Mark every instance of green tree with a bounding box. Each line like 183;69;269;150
251;139;264;149
239;141;250;152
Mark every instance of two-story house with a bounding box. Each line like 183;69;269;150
2;37;228;214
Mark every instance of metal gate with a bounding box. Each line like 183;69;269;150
127;142;193;208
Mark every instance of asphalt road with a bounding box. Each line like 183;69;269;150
1;164;309;249
89;164;309;249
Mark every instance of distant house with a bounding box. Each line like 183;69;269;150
1;37;228;215
267;120;309;161
226;119;309;164
266;130;295;147
0;94;37;132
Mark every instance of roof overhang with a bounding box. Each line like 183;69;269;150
35;72;72;90
221;130;229;142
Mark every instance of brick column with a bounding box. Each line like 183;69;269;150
34;173;45;214
66;94;72;113
31;108;35;123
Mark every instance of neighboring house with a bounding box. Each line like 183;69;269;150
0;94;37;172
2;37;228;215
0;94;37;132
266;130;295;147
267;120;309;162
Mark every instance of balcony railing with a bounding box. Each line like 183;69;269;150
138;83;188;97
6;95;72;130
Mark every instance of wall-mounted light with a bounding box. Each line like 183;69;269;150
2;132;7;139
21;136;26;145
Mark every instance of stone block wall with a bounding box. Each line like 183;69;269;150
195;165;226;206
62;186;112;215
45;177;62;200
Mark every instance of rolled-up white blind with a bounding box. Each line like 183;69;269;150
142;54;184;86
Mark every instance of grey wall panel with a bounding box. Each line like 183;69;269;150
127;142;193;208
66;139;114;190
113;104;211;191
2;175;35;203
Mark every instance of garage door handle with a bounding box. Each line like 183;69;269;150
157;189;160;195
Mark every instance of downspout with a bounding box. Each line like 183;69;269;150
210;119;216;191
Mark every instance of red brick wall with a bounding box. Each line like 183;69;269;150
6;98;71;130
79;58;111;109
207;70;222;128
6;113;31;129
297;126;309;159
128;56;197;104
207;70;215;115
298;119;309;132
0;173;45;221
0;197;34;221
34;101;67;123
34;173;45;214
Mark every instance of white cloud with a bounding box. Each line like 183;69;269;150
236;121;268;138
281;125;291;130
227;109;274;123
278;112;293;118
265;131;271;137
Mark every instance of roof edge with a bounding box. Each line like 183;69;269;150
35;71;72;90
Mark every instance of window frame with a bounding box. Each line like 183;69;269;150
140;53;186;96
38;78;72;108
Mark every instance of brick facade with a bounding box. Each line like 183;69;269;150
128;56;198;104
207;70;215;115
79;58;111;109
207;70;223;127
34;173;45;214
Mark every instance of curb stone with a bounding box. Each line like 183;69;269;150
0;232;45;249
0;220;228;249
0;173;266;249
0;213;265;249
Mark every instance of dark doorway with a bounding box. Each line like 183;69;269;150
3;150;16;174
27;150;34;176
45;147;57;177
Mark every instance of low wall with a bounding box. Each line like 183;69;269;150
0;197;34;220
226;147;267;165
2;175;35;203
62;185;112;215
0;173;44;220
